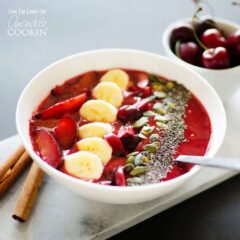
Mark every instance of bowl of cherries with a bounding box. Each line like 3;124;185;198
162;8;240;102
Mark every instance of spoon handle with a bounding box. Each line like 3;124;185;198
177;155;240;171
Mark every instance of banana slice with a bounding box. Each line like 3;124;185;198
64;151;103;180
77;137;112;164
78;122;112;138
80;100;117;123
100;69;129;90
93;82;123;107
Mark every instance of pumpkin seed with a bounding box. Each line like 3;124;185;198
133;117;148;128
127;151;139;157
153;91;166;99
166;82;174;89
156;122;168;129
167;102;175;109
138;132;147;139
141;126;155;135
124;163;135;172
142;156;150;164
143;144;157;153
126;155;135;164
153;103;166;115
152;141;161;148
134;154;143;166
150;133;159;143
130;166;147;176
146;95;156;102
154;115;169;123
127;177;143;184
143;111;155;117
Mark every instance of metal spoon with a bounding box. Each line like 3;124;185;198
177;155;240;171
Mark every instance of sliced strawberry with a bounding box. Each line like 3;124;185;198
34;129;62;168
104;133;126;155
54;116;77;149
134;99;150;112
35;93;87;119
114;166;126;186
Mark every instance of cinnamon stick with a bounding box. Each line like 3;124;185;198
0;145;25;179
12;162;44;222
0;151;31;197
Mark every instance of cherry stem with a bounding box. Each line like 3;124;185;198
192;7;208;50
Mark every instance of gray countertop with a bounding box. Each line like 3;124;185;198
0;0;239;140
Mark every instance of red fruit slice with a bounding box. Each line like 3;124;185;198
54;116;77;149
137;78;149;89
118;125;135;138
35;93;87;119
104;133;126;155
117;105;142;121
102;157;126;181
134;99;150;112
114;166;126;186
34;129;62;168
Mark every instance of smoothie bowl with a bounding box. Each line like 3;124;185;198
16;49;226;204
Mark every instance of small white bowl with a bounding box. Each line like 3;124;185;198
162;17;240;103
16;49;226;204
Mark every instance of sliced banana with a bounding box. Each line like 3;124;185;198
77;137;112;164
78;122;112;138
93;82;123;107
100;69;129;90
80;100;117;123
64;151;103;180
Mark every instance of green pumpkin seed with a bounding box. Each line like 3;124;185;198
146;95;156;102
152;83;163;91
133;117;148;128
143;144;157;153
142;156;150;164
127;177;143;184
143;111;155;117
130;166;147;176
156;122;168;129
152;141;161;148
126;155;135;164
153;91;166;99
154;115;169;123
167;102;175;109
141;126;155;135
138;132;147;139
134;154;143;166
127;151;139;158
166;82;174;89
153;103;166;115
124;163;135;172
150;133;159;143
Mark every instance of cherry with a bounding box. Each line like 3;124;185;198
117;105;142;121
226;30;240;65
201;47;230;69
194;17;216;36
171;23;194;44
176;41;201;65
134;99;150;112
200;28;226;48
104;133;126;155
114;166;126;186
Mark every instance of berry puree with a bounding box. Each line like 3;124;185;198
29;69;211;186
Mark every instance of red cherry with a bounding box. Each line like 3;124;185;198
177;41;201;65
201;47;230;69
171;23;194;44
34;129;62;168
118;125;135;138
117;105;142;121
194;17;216;36
104;133;126;155
200;28;226;48
226;30;240;64
134;99;150;112
35;93;87;119
114;166;126;186
54;116;77;149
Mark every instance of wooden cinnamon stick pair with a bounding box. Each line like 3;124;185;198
0;145;44;222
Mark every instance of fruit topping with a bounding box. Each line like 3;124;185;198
200;28;226;48
54;116;77;149
114;166;126;186
34;129;62;168
64;151;103;180
35;93;87;119
80;99;117;123
104;133;126;155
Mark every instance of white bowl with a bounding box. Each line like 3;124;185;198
162;17;240;103
16;49;226;204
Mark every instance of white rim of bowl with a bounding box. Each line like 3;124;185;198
16;48;227;192
162;17;240;72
